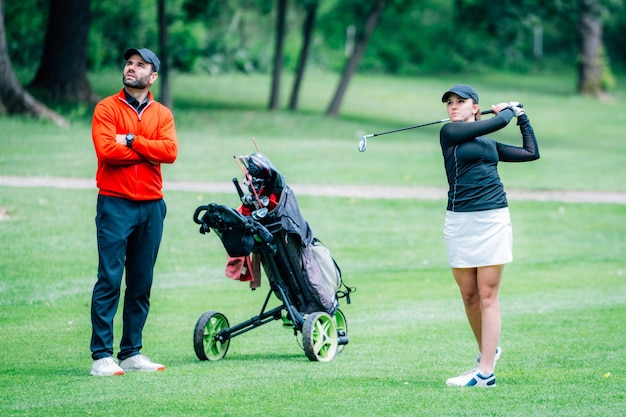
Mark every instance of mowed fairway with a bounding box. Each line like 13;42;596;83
1;71;625;416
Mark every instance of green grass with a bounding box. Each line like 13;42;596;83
1;71;625;416
4;69;626;190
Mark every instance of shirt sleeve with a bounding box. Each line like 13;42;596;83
495;114;540;162
440;108;514;147
132;104;178;164
92;100;144;165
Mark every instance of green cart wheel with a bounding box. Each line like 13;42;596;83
334;309;348;354
193;311;230;361
302;311;338;362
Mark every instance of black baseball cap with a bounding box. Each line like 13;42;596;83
441;84;479;104
124;48;160;72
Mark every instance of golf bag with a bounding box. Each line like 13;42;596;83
192;151;354;362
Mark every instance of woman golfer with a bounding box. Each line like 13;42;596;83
439;84;539;387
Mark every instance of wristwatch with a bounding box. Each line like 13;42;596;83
125;133;134;148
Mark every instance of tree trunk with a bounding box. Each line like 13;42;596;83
289;1;318;111
158;0;172;109
0;0;68;127
29;0;97;104
577;0;604;96
326;0;387;117
268;0;287;110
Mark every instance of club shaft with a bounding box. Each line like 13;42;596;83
368;109;495;138
368;119;448;138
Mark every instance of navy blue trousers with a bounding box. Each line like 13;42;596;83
90;195;166;361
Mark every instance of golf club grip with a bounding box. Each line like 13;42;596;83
232;178;245;198
481;103;523;116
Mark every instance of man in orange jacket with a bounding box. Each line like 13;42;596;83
90;48;178;376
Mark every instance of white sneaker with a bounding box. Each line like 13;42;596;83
446;368;496;387
119;354;165;372
91;357;125;376
475;346;502;368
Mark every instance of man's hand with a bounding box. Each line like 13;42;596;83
116;133;157;164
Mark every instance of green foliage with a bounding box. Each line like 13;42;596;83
5;0;626;77
450;1;578;72
604;1;626;70
168;20;205;72
600;47;617;90
362;1;458;74
87;0;160;70
4;0;48;70
176;0;277;73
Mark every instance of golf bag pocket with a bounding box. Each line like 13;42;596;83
302;243;339;315
311;238;341;295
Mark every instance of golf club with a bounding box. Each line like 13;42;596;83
357;105;522;152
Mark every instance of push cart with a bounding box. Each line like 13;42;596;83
192;152;354;362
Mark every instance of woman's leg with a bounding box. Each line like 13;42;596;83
451;268;481;350
475;264;504;374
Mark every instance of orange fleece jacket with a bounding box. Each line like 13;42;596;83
92;89;178;200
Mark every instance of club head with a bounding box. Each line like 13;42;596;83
358;136;367;152
252;207;268;220
235;155;249;168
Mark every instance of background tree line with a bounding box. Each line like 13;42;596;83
1;0;625;125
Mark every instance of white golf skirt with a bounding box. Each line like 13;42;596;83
444;207;512;268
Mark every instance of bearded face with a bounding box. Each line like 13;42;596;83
122;55;156;89
123;75;148;89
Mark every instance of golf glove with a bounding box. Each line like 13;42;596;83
507;101;525;117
